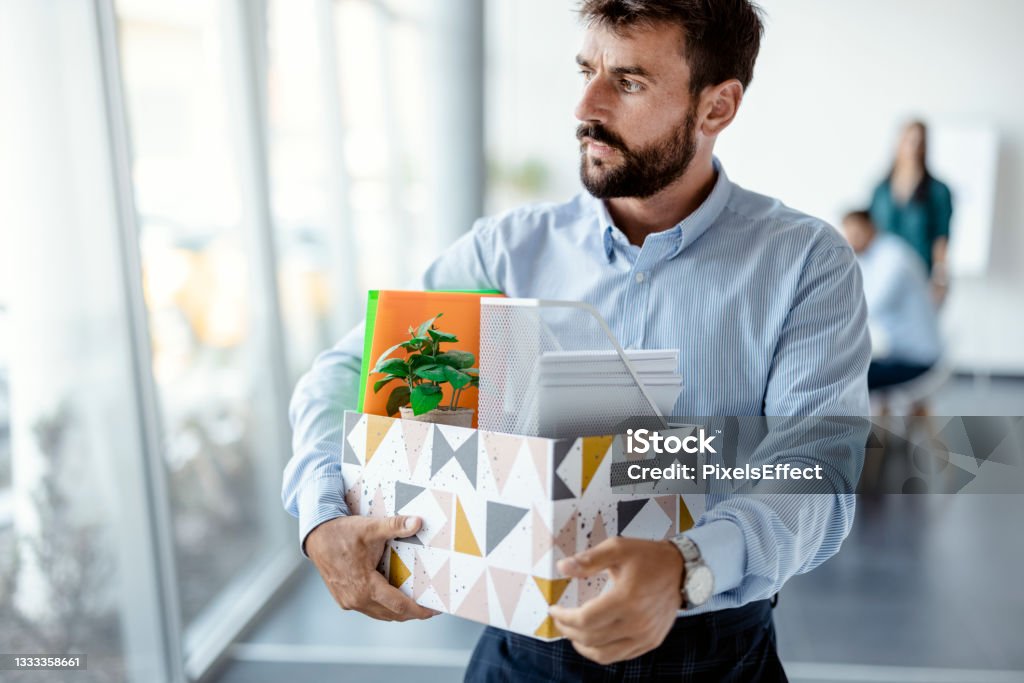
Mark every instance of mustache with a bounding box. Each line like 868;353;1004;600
576;123;627;151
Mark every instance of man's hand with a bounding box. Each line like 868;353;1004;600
305;515;439;622
549;536;683;664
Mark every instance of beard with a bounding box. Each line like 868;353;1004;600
577;107;698;200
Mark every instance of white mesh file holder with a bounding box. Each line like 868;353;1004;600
478;298;669;438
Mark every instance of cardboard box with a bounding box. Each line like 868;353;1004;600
341;411;703;640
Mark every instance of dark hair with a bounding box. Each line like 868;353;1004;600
577;0;765;96
889;120;933;204
842;209;874;227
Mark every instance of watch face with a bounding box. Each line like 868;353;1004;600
686;565;714;606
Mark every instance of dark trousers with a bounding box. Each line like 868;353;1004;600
868;359;932;391
464;599;786;682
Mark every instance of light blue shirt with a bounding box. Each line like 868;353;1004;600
858;233;941;366
283;160;870;615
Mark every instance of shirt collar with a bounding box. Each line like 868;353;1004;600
594;157;733;263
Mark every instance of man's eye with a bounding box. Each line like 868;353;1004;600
621;79;642;93
579;69;593;82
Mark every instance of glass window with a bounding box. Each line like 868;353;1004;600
0;303;9;496
265;0;438;380
115;0;288;630
0;2;171;680
265;0;351;381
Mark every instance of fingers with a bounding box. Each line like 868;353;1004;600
549;592;623;646
366;572;439;621
556;536;627;578
370;515;422;541
310;515;439;622
571;636;642;666
551;614;624;649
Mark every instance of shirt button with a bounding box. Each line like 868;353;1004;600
635;272;646;283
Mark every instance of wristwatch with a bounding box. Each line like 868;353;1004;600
669;535;714;609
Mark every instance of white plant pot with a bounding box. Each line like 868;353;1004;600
399;406;474;428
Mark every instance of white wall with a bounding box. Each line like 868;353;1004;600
487;0;1024;374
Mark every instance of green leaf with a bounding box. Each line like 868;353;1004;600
374;341;404;366
400;337;429;351
373;375;400;393
373;358;409;377
413;364;448;382
443;366;471;389
409;354;438;369
463;367;479;376
428;328;459;344
410;383;443;415
415;313;443;338
436;350;475;369
385;385;411;416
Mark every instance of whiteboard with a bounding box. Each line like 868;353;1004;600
928;123;999;277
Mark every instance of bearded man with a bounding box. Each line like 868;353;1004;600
283;1;869;680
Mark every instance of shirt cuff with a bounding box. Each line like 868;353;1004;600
297;475;351;558
682;518;746;596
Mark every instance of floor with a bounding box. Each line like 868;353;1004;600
212;376;1024;683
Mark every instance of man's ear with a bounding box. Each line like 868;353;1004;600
699;80;743;136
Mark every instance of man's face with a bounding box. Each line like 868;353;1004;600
842;217;875;254
575;22;699;199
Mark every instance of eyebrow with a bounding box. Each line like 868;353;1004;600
575;55;656;82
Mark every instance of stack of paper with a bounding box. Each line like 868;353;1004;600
534;349;682;436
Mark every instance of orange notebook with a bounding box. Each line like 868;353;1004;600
359;290;503;427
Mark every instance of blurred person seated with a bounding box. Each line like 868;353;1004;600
842;210;941;392
869;120;953;304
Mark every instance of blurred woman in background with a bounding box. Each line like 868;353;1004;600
869;120;953;302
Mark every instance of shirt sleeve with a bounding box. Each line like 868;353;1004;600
932;180;953;240
865;240;911;316
281;220;500;556
868;180;890;231
683;242;870;603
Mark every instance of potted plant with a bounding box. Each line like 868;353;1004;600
370;314;479;427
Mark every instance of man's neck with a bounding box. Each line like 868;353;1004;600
604;156;718;247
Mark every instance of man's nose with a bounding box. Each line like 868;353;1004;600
574;77;611;124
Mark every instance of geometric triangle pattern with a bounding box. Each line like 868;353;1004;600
456;573;487;626
400;419;432;475
581;436;614;494
554;509;578;558
551;472;574;500
488;566;527;625
679;496;695;532
483;432;524;495
367;486;387;519
620;497;672;540
534;615;562;639
432;428;479;487
532;576;570;606
341;411;707;642
412;550;451;611
343;475;363;512
365;415;394;465
395;481;426;513
532;507;554;566
430;490;454;550
617;499;647;534
527;438;550;495
388;548;411;589
551;440;575;500
455;572;489;623
454;496;483;556
486;501;528;555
